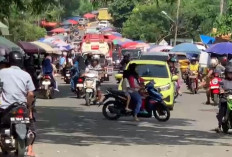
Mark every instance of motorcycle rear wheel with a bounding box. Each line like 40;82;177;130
102;101;121;120
16;139;26;157
153;104;170;122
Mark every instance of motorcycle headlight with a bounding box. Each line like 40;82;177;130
159;84;171;91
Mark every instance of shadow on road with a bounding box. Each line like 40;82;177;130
35;106;232;147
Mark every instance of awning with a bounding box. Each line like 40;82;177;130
84;13;96;19
0;36;23;54
18;41;46;54
200;35;215;45
31;41;56;54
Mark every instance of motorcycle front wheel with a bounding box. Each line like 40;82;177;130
102;101;121;120
85;92;91;106
153;103;170;122
213;94;219;106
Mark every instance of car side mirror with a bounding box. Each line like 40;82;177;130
172;75;179;81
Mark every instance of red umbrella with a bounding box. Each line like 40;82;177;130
121;42;138;48
84;13;96;19
68;19;78;25
51;28;66;33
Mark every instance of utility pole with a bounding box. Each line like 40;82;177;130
174;0;181;46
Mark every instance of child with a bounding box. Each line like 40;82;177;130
122;70;131;111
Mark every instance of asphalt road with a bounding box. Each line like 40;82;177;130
2;76;232;157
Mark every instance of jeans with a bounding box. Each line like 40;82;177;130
130;91;142;115
71;75;79;91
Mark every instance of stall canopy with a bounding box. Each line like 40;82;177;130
205;42;232;54
170;43;201;54
51;28;66;33
0;36;23;54
0;22;9;35
31;41;56;54
200;35;215;45
18;41;46;54
62;19;78;25
148;45;173;53
84;13;96;19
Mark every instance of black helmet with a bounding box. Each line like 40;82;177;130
8;51;24;67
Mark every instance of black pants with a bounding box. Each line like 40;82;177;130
217;101;227;127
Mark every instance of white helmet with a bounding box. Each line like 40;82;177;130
210;58;218;68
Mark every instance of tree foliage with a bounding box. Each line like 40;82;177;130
214;1;232;36
122;3;171;42
109;0;137;28
122;0;220;42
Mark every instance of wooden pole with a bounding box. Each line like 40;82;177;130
174;0;181;46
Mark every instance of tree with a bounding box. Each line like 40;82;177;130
72;0;93;16
214;1;232;36
109;0;137;28
122;4;171;42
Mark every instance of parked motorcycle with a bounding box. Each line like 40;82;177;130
40;75;54;99
102;81;170;122
83;70;99;106
210;72;222;106
64;68;71;84
0;102;31;157
76;77;85;98
221;90;232;133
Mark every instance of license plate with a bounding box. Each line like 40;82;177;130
42;81;51;85
11;117;30;124
76;84;84;87
66;74;70;76
86;88;93;93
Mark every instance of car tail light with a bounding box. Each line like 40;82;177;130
78;78;83;83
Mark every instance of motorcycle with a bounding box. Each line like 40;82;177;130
210;73;222;106
83;70;99;106
188;71;198;94
0;102;32;157
40;75;54;99
101;81;170;122
76;77;85;98
221;90;232;133
64;68;71;84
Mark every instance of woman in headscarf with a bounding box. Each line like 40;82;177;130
42;56;57;91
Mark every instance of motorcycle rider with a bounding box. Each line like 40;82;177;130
127;63;143;121
122;70;131;112
42;56;58;91
0;51;36;157
120;54;130;71
187;57;199;89
215;65;232;132
200;58;225;104
86;56;103;104
168;57;182;95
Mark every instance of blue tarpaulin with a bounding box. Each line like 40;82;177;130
200;35;215;45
